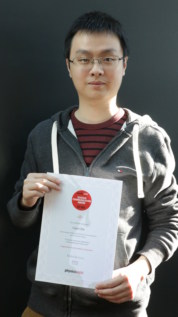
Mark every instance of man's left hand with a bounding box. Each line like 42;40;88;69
95;255;151;304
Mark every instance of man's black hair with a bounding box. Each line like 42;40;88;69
64;11;130;59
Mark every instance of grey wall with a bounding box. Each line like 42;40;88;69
0;1;178;316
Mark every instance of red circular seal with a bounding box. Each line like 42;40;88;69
72;190;92;211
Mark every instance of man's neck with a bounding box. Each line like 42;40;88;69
75;99;124;124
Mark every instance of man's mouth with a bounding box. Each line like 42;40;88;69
88;81;105;85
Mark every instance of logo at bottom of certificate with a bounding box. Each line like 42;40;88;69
72;190;92;211
64;269;84;275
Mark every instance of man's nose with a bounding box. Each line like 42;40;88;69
89;60;104;75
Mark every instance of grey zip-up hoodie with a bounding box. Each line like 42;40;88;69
7;106;178;317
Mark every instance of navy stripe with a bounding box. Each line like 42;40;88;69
77;134;115;137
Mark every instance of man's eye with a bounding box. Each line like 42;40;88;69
78;58;90;64
103;57;115;63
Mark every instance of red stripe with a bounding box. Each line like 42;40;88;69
82;149;101;155
78;135;113;142
81;143;104;149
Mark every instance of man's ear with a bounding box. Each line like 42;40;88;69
66;59;72;78
123;56;128;76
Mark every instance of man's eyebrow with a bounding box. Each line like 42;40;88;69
75;49;118;55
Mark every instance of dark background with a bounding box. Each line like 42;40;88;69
0;1;178;316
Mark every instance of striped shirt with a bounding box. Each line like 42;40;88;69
71;109;127;166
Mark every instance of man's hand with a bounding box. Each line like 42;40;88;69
21;173;61;208
95;255;151;304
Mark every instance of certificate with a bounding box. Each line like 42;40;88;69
35;173;122;289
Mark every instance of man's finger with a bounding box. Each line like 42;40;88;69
95;275;123;290
27;173;61;185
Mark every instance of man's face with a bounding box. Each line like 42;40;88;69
66;32;127;105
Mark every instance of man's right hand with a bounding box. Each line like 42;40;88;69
21;173;61;208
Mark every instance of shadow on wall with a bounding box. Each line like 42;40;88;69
0;147;41;317
147;252;178;317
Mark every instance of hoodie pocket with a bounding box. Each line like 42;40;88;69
114;232;129;268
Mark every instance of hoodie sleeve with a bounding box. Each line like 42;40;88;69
139;127;178;271
7;131;43;228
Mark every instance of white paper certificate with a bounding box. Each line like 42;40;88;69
35;173;122;289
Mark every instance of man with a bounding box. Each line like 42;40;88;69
7;11;178;317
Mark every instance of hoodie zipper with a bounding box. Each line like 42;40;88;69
85;166;89;176
66;285;72;317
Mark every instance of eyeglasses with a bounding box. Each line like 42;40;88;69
69;56;125;69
